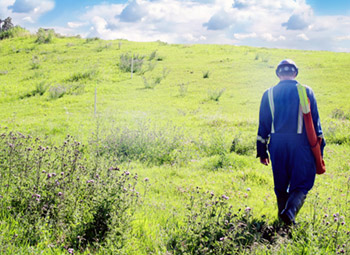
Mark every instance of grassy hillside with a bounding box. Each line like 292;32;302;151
1;34;350;254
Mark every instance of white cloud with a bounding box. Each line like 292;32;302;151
233;32;257;40
261;33;286;42
67;22;86;29
297;33;309;41
335;35;350;41
1;0;347;52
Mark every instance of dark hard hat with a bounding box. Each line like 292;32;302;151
276;59;298;77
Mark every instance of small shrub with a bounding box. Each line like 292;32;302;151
177;82;188;97
142;76;162;89
48;84;67;99
119;53;144;73
203;70;210;78
230;133;255;155
96;42;112;52
85;37;99;43
30;55;40;70
148;50;157;61
35;28;55;44
20;81;48;98
208;88;226;101
66;70;97;82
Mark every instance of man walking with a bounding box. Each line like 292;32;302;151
256;59;325;225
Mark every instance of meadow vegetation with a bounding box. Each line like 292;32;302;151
0;31;350;254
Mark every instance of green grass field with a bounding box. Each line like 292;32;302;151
1;33;350;254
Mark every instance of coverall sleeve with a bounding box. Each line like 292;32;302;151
257;91;272;158
307;88;326;156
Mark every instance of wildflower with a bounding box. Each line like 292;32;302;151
334;218;338;222
246;188;251;191
326;222;330;226
96;174;99;179
68;248;74;254
220;237;225;241
125;171;130;176
61;172;64;176
324;214;328;218
36;198;40;202
86;180;94;184
245;207;252;212
58;192;63;196
47;173;52;179
0;195;3;199
222;195;229;200
42;170;46;173
144;177;149;182
210;191;214;197
342;221;346;226
52;173;57;177
244;193;248;198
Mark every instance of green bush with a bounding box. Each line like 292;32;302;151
35;28;55;44
0;26;29;40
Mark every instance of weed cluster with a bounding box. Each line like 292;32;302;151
48;83;85;99
166;188;277;254
98;121;186;165
119;53;144;73
0;130;143;253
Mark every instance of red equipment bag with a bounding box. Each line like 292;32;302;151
297;84;326;175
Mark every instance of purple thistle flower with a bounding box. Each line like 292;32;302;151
68;248;74;254
61;172;64;176
246;188;251;191
36;198;40;202
221;195;229;200
334;218;339;222
58;192;63;196
144;177;149;182
342;221;346;226
324;214;329;218
47;173;52;179
52;173;57;177
42;170;46;173
125;171;130;176
245;207;252;212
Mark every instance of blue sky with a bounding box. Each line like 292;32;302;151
1;0;349;52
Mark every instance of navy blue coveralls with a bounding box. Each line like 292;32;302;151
257;80;325;210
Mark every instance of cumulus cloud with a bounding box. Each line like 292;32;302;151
8;0;54;14
282;13;310;30
119;0;147;22
203;9;233;30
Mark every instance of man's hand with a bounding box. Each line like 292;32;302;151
260;157;270;166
